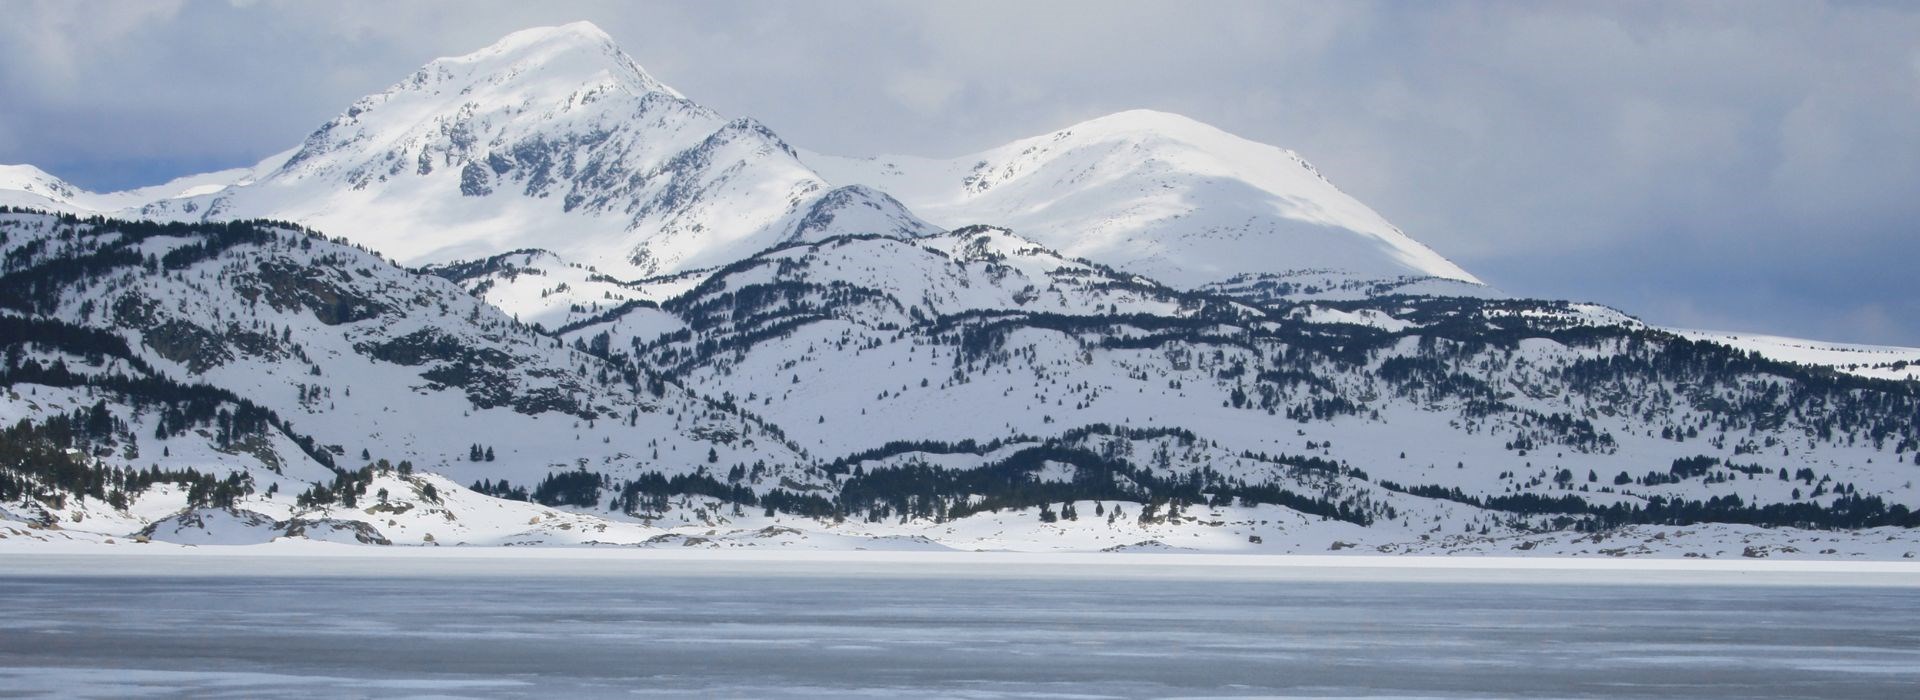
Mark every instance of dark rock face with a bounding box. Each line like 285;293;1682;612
362;329;502;367
143;320;233;373
236;261;389;325
282;517;392;545
136;508;393;546
360;329;595;418
460;161;493;197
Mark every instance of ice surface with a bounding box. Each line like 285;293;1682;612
1;553;1916;699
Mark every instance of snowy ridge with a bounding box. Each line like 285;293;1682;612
1674;329;1920;382
1202;269;1506;303
0;165;81;211
0;152;292;215
559;225;1225;370
809;109;1481;289
423;248;653;331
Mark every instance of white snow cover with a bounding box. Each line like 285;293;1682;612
6;23;934;281
1675;329;1920;381
1;24;1915;563
9;497;1920;562
0;152;290;214
0;164;81;211
428;249;654;330
808;109;1481;289
4;26;1472;297
0;211;818;497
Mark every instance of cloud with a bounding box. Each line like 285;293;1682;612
884;70;964;115
0;0;186;87
0;0;1915;344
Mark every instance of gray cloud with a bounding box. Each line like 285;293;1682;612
2;0;1915;345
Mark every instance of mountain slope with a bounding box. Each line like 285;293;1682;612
0;165;83;212
808;109;1480;289
0;210;823;524
0;152;291;216
4;207;1918;553
1671;329;1920;383
51;23;933;281
580;227;1920;539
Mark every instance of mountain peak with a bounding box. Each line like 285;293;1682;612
268;21;699;185
0;163;80;209
1036;109;1315;169
499;20;614;46
1048;109;1326;172
1057;108;1219;137
812;109;1482;287
456;21;618;68
415;21;676;99
0;163;73;194
116;23;919;281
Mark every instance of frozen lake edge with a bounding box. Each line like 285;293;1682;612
4;546;1918;587
4;548;1918;698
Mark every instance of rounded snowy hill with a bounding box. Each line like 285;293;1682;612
809;109;1480;289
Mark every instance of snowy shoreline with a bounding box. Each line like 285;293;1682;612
4;542;1918;586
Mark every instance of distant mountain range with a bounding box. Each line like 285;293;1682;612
2;22;1916;557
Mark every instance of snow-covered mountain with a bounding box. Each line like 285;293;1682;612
0;210;828;537
46;23;926;281
0;156;284;214
808;109;1480;289
2;23;1917;557
590;225;1918;497
5;207;1918;554
0;165;83;211
2;24;1471;300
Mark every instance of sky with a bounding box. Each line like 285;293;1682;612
2;0;1916;345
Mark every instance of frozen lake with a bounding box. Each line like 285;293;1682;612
0;553;1917;698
